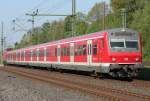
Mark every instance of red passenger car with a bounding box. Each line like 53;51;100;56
3;28;143;78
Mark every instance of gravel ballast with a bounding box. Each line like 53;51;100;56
0;70;109;101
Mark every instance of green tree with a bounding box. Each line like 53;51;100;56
130;0;150;59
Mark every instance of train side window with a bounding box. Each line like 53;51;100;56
77;45;80;56
74;45;77;56
67;47;70;56
82;45;86;55
9;54;10;60
21;52;24;59
33;51;37;57
61;47;63;57
39;50;44;57
61;46;69;56
30;51;32;58
25;52;27;57
46;48;50;57
101;39;104;48
55;47;57;56
70;45;74;56
18;52;20;58
25;51;30;57
93;44;97;55
79;45;82;56
64;47;66;56
17;52;19;58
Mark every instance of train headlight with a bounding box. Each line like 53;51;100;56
124;58;128;61
135;58;139;61
112;57;116;62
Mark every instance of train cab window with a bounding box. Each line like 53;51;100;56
93;44;97;55
125;41;138;50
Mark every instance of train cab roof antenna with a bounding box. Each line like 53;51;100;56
121;8;126;32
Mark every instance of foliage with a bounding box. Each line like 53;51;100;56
130;0;150;59
14;1;150;59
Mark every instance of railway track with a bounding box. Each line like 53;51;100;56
0;66;149;101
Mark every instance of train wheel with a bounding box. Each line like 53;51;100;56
91;71;99;79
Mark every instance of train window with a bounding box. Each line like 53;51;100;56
29;52;31;57
21;52;24;58
74;45;77;56
75;46;78;56
55;48;57;56
79;46;82;56
101;39;104;48
74;44;87;56
63;47;65;56
125;41;138;50
33;51;37;57
25;52;30;57
10;53;12;60
67;47;70;56
8;54;10;60
9;54;11;60
46;48;50;57
11;54;13;60
50;48;55;57
39;50;44;57
82;45;86;55
30;51;32;58
61;47;63;56
110;39;124;48
17;52;20;58
61;47;70;56
93;44;97;55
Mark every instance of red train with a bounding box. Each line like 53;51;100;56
3;28;143;78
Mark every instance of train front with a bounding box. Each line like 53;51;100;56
106;28;142;78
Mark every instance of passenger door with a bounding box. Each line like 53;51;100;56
70;43;74;64
57;45;60;63
87;40;92;66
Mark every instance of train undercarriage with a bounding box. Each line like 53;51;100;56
108;64;142;78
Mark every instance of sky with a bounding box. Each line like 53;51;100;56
0;0;110;48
